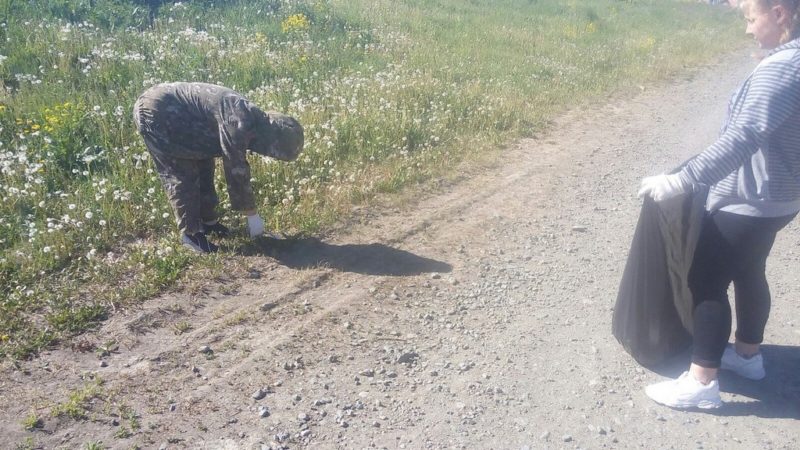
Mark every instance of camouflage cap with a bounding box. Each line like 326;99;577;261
250;110;304;161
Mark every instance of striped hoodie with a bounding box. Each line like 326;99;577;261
681;37;800;217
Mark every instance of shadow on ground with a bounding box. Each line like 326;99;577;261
648;344;800;419
240;236;452;276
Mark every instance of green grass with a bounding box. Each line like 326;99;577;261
21;411;43;430
50;377;105;420
0;0;745;359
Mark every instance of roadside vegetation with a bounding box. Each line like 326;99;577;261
0;0;742;359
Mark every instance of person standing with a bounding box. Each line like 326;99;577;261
638;0;800;408
133;82;304;253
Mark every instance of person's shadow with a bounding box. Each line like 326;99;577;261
239;236;452;276
649;344;800;418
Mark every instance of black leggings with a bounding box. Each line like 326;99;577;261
689;210;795;368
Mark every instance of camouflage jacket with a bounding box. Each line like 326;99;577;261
135;82;267;211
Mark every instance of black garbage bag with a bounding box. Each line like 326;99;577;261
612;186;708;368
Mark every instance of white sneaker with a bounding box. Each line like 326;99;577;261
720;344;765;380
645;372;722;409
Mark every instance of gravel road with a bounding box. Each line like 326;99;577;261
2;47;799;450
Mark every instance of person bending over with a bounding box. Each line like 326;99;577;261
133;82;304;253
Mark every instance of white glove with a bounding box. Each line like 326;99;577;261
246;214;265;238
637;172;693;202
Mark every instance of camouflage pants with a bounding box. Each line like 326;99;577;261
134;99;219;235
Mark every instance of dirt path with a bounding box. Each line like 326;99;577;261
3;48;800;450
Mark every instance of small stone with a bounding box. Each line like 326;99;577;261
191;366;200;373
431;273;442;279
198;345;212;354
248;270;262;279
372;421;381;428
260;302;277;311
340;421;349;428
252;389;267;400
571;225;588;232
328;355;340;363
258;406;270;418
300;429;311;438
168;403;177;412
359;369;375;377
540;431;550;440
344;322;353;330
397;351;419;365
298;413;310;422
274;431;290;442
368;286;378;294
562;435;573;442
99;360;108;368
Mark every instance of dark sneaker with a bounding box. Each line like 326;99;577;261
181;232;219;253
202;221;230;238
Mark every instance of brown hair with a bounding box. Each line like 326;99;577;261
743;0;800;43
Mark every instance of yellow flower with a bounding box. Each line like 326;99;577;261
563;24;579;40
639;35;656;51
281;13;310;34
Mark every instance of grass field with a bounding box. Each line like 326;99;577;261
0;0;744;359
